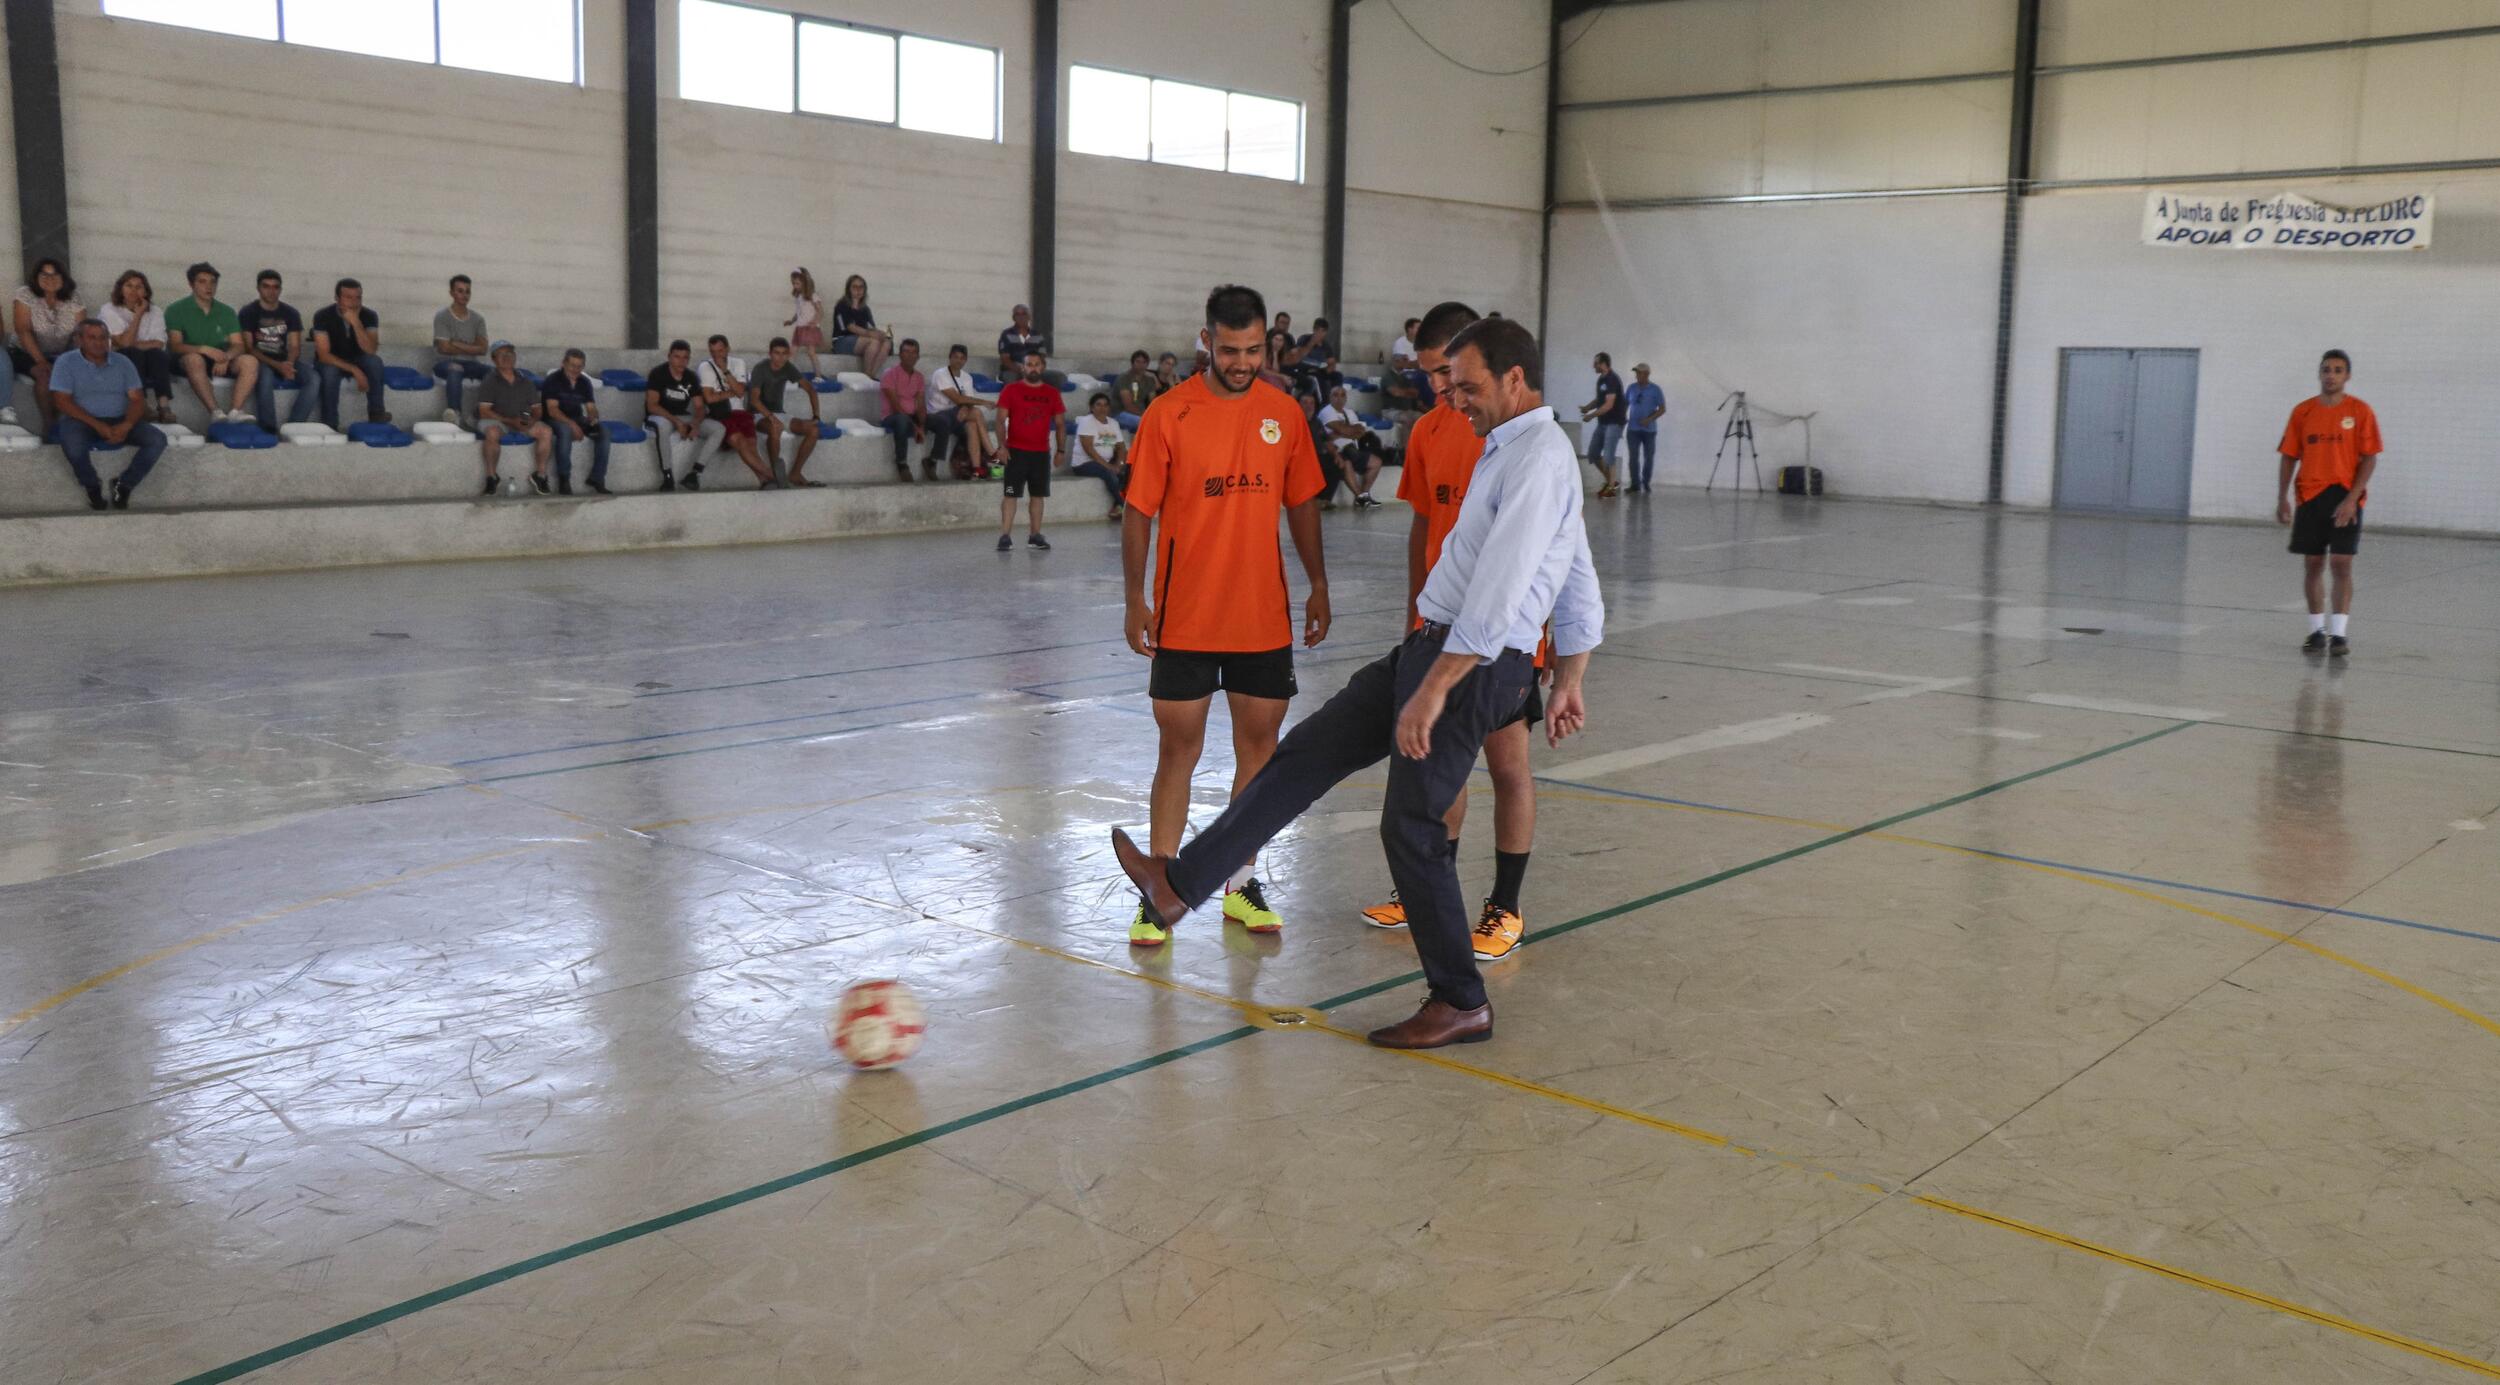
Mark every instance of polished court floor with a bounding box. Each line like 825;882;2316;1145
6;495;2500;1383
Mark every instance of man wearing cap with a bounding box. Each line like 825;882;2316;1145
1624;363;1666;493
474;339;553;497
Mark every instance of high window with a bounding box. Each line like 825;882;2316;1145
680;2;1001;141
1067;65;1304;182
103;0;582;85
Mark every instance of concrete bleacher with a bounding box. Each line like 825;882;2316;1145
0;345;1416;585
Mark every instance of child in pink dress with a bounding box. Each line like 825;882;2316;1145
784;268;825;376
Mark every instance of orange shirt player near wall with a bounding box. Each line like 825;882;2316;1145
2275;347;2382;659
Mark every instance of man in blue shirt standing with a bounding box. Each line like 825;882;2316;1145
1624;362;1666;493
1113;316;1604;1050
50;318;169;510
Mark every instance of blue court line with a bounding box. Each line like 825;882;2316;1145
447;690;986;767
1533;774;2500;948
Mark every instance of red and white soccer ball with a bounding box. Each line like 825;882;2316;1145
829;980;925;1070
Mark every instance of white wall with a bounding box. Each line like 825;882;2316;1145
60;2;627;350
2041;0;2500;67
1051;0;1329;360
1341;0;1546;358
2005;175;2500;533
1564;0;2014;104
1546;195;2004;500
656;0;1030;359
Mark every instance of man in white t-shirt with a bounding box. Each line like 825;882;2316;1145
693;333;776;487
926;342;994;477
1317;383;1385;509
1070;390;1128;519
1385;316;1425;411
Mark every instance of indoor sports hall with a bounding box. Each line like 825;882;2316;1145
7;3;2500;1383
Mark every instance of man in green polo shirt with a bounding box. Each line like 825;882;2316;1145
166;262;257;424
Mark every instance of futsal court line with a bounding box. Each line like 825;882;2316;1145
164;720;2196;1383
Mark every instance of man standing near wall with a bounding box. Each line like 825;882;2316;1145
1358;300;1544;963
1119;284;1331;948
1578;351;1625;499
995;350;1064;550
1113;315;1603;1048
2276;348;2382;658
1624;363;1665;493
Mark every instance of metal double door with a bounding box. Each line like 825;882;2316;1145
2054;348;2199;515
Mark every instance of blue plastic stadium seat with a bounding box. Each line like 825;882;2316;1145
1359;414;1391;430
348;421;414;447
1345;376;1380;393
382;365;432;391
812;377;843;393
972;373;1001;392
599;420;647;443
207;421;278;448
600;368;646;392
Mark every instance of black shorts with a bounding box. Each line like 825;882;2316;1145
1149;646;1297;702
1495;677;1545;730
1003;449;1052;497
2289;484;2362;556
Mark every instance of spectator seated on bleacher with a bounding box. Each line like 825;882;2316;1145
1385;316;1428;411
695;334;778;488
474;340;554;497
100;269;176;424
1113;350;1158;430
310;278;391;431
878;337;929;482
830;274;891;380
926;343;992;478
240;269;315;432
433;274;491;425
13;257;83;435
1155;352;1183;395
1317;383;1385;510
753;336;823;486
541;347;610;495
1071;391;1128;520
997;304;1064;388
167;263;260;426
51;318;168;511
645;340;704;491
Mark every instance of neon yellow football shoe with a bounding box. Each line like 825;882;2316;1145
1221;878;1283;933
1128;899;1171;948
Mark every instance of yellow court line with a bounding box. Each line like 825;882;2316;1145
0;842;584;1039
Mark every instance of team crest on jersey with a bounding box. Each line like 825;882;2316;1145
2342;416;2355;429
1259;418;1282;445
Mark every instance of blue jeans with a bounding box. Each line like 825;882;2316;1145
1070;459;1124;505
251;353;320;429
1586;419;1624;470
550;419;611;487
1627;429;1657;489
117;347;173;403
60;415;168;495
882;411;919;469
314;352;389;429
1116;411;1142;432
434;357;492;414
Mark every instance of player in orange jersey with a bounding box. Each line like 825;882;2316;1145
1354;300;1541;960
1121;284;1331;945
2276;348;2383;658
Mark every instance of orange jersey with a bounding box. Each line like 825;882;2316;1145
1127;373;1327;652
1395;402;1484;574
2279;395;2383;504
1395;402;1550;666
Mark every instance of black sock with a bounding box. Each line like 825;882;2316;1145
1491;850;1530;913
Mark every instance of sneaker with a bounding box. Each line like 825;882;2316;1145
1356;493;1381;510
529;473;551;496
996;533;1013;552
2329;635;2351;658
557;478;574;496
2302;630;2327;654
588;481;611;495
1107;505;1123;522
1027;532;1051;550
1471;900;1525;960
442;408;462;426
481;476;498;496
1221;878;1283;933
1359;892;1408;929
82;484;106;511
681;469;701;491
1127;899;1171;948
108;479;130;511
659;472;677;493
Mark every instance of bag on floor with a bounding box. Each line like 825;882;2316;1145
1778;465;1823;496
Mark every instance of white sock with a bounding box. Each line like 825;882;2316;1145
1227;856;1257;893
2307;612;2327;634
2329;613;2348;637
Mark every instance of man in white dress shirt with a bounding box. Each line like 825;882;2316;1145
1113;316;1603;1049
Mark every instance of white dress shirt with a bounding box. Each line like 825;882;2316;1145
1414;404;1604;661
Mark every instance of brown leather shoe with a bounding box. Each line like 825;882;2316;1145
1111;828;1187;928
1366;996;1493;1049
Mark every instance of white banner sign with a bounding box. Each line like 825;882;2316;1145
2142;190;2433;251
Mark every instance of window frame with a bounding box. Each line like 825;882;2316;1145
102;0;585;86
1065;62;1305;183
677;2;1001;143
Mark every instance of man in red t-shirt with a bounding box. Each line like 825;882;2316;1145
2276;348;2384;657
995;350;1066;551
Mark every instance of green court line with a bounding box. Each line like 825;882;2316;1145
177;720;2189;1383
